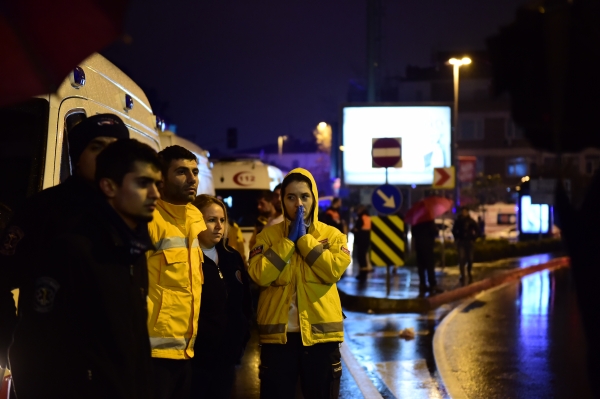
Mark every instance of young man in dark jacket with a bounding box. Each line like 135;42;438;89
0;114;129;368
452;207;480;284
9;139;162;399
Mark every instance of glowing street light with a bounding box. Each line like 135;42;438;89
447;56;471;206
278;135;288;158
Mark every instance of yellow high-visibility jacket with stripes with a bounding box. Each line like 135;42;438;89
248;168;351;346
146;199;206;359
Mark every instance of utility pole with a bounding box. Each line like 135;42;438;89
367;0;382;102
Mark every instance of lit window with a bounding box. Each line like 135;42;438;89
507;157;528;177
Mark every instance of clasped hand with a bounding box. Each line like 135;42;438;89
288;206;306;243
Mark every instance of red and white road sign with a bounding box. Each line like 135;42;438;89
458;156;477;184
372;138;402;168
433;167;455;189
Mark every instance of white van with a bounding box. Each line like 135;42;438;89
471;203;517;238
0;53;213;227
212;159;284;256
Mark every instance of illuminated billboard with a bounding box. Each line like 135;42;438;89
342;105;452;185
520;195;549;234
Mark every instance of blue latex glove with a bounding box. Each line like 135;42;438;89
297;206;306;239
288;206;305;243
288;208;301;242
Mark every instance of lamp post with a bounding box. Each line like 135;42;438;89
447;57;471;207
277;135;288;158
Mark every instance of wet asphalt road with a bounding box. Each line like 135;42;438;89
436;267;593;399
230;262;583;398
231;306;455;398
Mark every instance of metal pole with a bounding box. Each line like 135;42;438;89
385;167;389;184
453;64;460;208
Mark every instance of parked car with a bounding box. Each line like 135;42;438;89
486;226;519;241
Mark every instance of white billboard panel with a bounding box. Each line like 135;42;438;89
342;105;452;185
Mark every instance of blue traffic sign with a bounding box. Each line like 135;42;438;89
371;184;402;215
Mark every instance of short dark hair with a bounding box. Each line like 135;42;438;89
257;190;273;202
157;145;198;175
95;139;161;185
273;183;282;192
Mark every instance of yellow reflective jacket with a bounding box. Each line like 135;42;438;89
146;199;206;359
248;168;351;346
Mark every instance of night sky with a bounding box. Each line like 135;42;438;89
102;0;526;154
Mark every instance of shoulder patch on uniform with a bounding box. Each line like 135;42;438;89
33;277;60;313
249;245;263;259
0;225;25;256
235;270;243;284
341;246;350;256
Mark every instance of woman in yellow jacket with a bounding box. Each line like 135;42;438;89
248;168;351;399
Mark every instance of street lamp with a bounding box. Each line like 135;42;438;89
447;56;471;206
278;135;288;158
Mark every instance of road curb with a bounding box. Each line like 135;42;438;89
339;257;570;313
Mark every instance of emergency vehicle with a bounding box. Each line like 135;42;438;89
0;52;213;234
212;159;284;257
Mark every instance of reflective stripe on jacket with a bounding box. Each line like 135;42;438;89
146;199;206;359
248;168;351;346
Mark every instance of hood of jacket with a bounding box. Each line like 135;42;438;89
282;168;319;227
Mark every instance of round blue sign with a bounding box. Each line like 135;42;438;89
371;184;402;215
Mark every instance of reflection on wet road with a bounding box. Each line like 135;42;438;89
436;267;592;399
343;310;452;398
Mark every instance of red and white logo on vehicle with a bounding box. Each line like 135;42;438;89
233;172;256;186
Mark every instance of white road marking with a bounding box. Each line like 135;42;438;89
374;359;446;399
340;342;383;399
433;283;513;399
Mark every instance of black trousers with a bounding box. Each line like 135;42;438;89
415;246;436;288
457;241;474;277
151;358;192;399
259;333;342;399
190;363;235;399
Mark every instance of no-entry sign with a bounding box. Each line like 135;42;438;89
372;138;402;168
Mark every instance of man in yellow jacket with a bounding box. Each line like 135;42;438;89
248;168;351;399
146;145;206;399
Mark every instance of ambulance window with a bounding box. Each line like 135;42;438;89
0;98;49;229
60;111;87;183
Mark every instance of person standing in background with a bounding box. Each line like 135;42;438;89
352;205;371;282
322;197;346;234
453;207;479;285
266;184;283;226
412;220;440;295
249;190;276;249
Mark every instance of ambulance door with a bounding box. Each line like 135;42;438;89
55;98;160;187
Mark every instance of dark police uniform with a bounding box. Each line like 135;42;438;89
0;175;99;366
9;198;154;399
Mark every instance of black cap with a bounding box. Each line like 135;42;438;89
68;114;130;164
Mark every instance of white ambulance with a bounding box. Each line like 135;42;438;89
0;52;213;230
212;159;284;257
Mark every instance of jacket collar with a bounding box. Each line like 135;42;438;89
94;196;154;261
157;198;189;223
